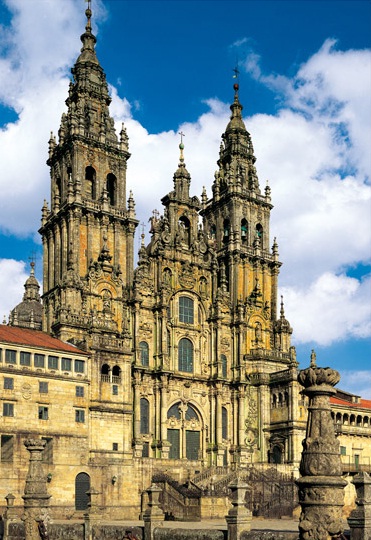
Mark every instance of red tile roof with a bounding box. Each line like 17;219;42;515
0;325;88;355
330;395;371;410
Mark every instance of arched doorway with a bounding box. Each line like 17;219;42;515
167;402;202;461
75;472;90;510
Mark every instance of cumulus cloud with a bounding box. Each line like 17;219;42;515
0;0;370;355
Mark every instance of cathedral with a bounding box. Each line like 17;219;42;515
1;3;369;520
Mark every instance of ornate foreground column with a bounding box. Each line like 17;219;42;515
296;352;346;540
22;438;51;540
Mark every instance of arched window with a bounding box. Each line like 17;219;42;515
75;472;90;510
101;364;110;382
179;296;194;324
178;338;193;373
220;354;227;378
106;173;117;206
210;224;216;240
112;365;121;383
222;407;228;440
139;342;149;366
85;166;96;200
167;403;181;420
140;398;149;434
185;404;198;421
241;219;248;243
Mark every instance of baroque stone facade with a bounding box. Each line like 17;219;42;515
1;4;369;521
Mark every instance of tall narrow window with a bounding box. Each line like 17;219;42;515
256;223;263;247
106;173;117;206
4;377;14;390
241;219;248;243
178;338;193;373
140;398;149;434
179;297;194;324
221;354;227;378
223;219;230;242
222;407;228;440
85;166;96;200
139;342;149;367
3;403;14;417
34;354;45;368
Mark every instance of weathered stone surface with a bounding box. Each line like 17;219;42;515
241;532;298;540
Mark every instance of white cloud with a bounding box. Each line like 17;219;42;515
0;1;369;353
0;259;28;321
281;273;371;345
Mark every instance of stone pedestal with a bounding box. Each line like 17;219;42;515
22;438;51;540
143;483;164;540
296;354;346;540
347;471;371;540
225;477;252;540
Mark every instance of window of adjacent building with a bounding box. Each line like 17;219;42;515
75;360;85;374
38;406;49;420
340;446;346;456
42;437;53;464
179;296;194;324
76;386;84;398
20;351;31;366
61;357;72;371
75;409;85;423
139;341;149;367
0;348;2;362
5;349;16;364
112;442;118;451
48;355;58;370
112;385;118;396
4;377;14;390
140;398;149;434
3;403;14;417
39;381;48;394
178;338;193;373
1;435;14;462
34;354;45;368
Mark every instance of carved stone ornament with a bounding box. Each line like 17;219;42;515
296;356;346;540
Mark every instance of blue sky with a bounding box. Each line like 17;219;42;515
0;0;370;397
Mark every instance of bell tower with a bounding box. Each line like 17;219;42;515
40;4;138;343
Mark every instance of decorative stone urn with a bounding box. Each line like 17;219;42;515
296;351;346;540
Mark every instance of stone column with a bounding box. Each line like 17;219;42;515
225;477;252;540
84;487;101;540
133;373;143;457
143;484;165;540
22;438;51;540
347;471;371;540
159;375;171;459
296;352;346;540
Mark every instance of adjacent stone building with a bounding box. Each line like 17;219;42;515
0;3;369;520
